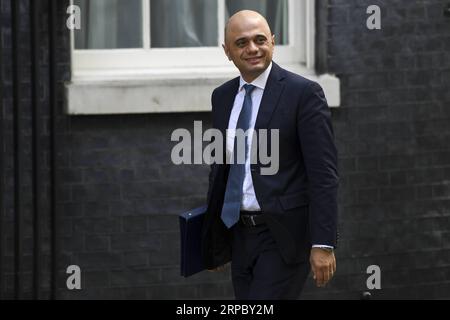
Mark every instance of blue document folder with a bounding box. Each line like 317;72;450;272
179;206;207;277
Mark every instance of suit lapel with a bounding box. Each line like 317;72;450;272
216;78;239;164
215;63;286;161
218;77;240;135
254;63;286;131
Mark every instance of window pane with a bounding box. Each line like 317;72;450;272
150;0;218;48
225;0;289;45
74;0;142;49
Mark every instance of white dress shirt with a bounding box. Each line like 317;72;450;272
226;63;272;212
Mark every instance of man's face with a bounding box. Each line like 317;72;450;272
223;16;275;82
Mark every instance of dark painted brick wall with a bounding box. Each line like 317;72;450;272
310;0;450;300
0;0;54;299
56;113;230;300
1;0;449;299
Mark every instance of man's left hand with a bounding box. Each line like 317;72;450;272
310;248;336;288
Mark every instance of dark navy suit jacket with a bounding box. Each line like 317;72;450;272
202;62;339;268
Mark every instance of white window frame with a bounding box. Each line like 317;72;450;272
66;0;340;114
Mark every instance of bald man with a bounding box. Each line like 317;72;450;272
201;10;339;300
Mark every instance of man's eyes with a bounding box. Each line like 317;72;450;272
236;38;267;47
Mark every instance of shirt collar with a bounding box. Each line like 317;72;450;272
239;62;273;92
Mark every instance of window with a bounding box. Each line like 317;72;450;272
71;0;309;73
75;0;288;49
67;0;340;114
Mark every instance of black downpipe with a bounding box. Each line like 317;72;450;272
31;0;41;299
0;0;4;300
49;0;57;300
12;0;23;300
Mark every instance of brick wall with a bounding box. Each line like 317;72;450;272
307;0;450;299
1;0;449;300
57;113;226;299
0;0;54;299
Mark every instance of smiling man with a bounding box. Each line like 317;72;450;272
201;10;339;300
223;11;274;82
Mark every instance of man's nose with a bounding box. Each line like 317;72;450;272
246;41;258;54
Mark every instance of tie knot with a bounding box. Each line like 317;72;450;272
243;84;256;95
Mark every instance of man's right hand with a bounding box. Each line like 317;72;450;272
310;248;336;287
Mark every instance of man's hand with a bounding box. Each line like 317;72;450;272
208;264;229;273
310;248;336;288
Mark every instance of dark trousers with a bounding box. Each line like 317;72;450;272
231;221;310;300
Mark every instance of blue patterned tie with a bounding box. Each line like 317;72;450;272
221;84;256;229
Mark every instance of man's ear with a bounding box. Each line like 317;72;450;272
222;44;231;61
271;34;275;46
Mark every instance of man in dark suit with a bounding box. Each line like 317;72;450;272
201;10;339;299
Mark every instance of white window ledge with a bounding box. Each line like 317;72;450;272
65;65;340;115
